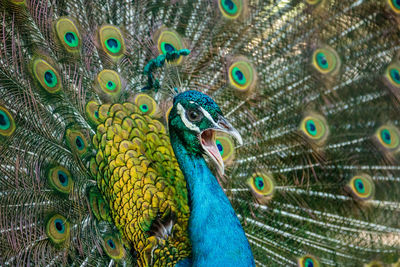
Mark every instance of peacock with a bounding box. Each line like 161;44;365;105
1;0;400;266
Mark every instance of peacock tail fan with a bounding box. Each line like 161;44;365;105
0;0;399;266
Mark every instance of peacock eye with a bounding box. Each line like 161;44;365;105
186;109;203;122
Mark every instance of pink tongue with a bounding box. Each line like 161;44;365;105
205;141;221;163
201;130;224;176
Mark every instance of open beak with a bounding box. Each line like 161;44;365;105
199;115;243;176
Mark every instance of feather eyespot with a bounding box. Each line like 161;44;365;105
55;18;81;52
89;187;110;221
75;136;85;150
65;129;89;156
64;32;78;47
161;42;176;54
348;174;375;200
102;235;125;259
0;106;16;137
46;214;70;245
156;28;185;64
312;47;340;75
385;62;400;88
215;133;235;163
105;38;121;53
300;114;329;144
48;166;73;194
85;101;101;126
44;70;57;87
58;171;68;186
388;0;400;13
98;25;125;60
218;0;243;19
97;70;122;95
133;94;157;116
140;104;148;112
32;58;62;93
247;173;275;203
375;125;400;151
298;255;320;267
227;58;257;94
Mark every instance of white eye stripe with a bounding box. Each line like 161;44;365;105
177;103;200;133
199;107;219;128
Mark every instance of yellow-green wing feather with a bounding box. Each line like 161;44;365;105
92;101;191;266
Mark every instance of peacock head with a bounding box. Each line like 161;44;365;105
169;90;242;175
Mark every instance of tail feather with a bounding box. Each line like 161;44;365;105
1;0;400;266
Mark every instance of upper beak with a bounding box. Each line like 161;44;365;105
199;115;243;176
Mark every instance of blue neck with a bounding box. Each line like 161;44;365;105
170;132;254;266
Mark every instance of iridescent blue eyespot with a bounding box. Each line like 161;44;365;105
64;32;78;48
0;110;11;130
216;140;224;156
298;255;320;267
161;42;176;54
305;258;314;267
106;80;116;91
103;235;124;259
254;176;264;190
0;107;15;137
306;120;317;136
44;70;58;88
140;104;148;112
312;47;339;74
247;173;275;202
390;68;400;84
228;59;255;93
215;134;235;162
389;0;400;12
222;0;238;14
57;170;69;186
232;67;246;85
349;174;374;200
381;129;392;145
107;239;116;249
32;59;61;93
54;219;65;233
354;178;365;194
134;94;157;116
376;125;399;150
385;63;400;87
75;136;85;150
157;28;184;64
316;53;328;69
55;18;81;52
99;25;125;60
300;114;328;143
105;38;121;54
48;166;73;194
46;214;70;244
218;0;242;19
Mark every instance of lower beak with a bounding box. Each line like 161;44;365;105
199;116;242;176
